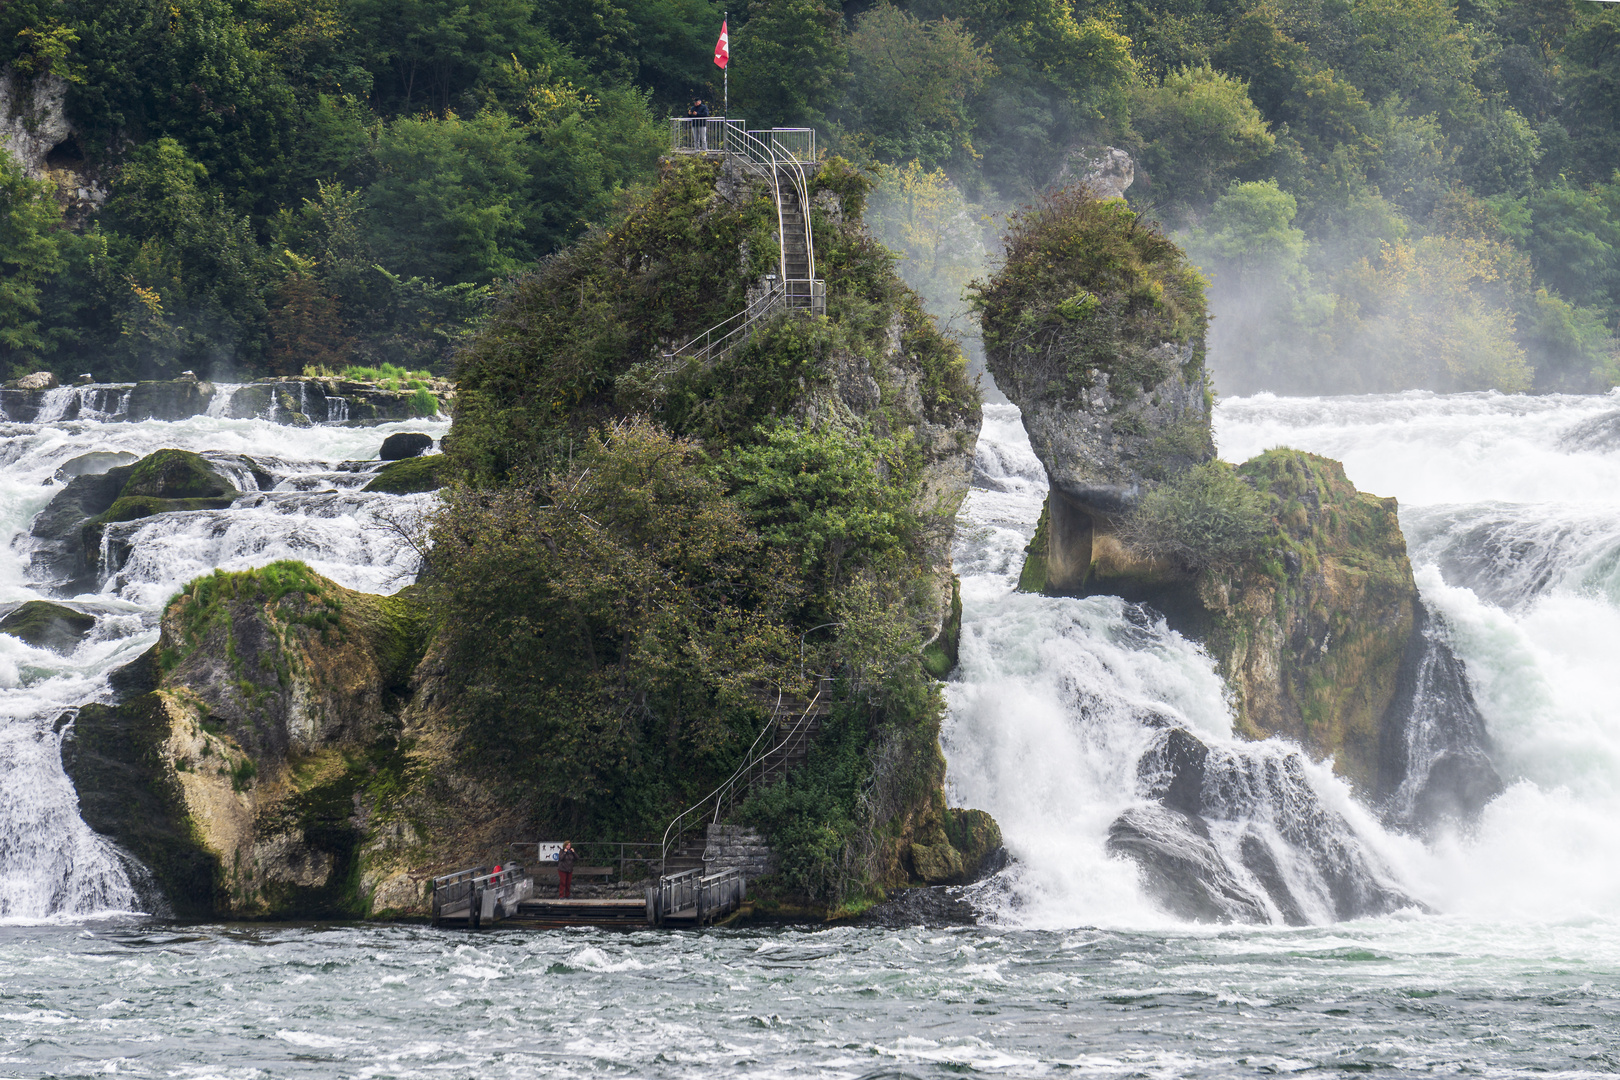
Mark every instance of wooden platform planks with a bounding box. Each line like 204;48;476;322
508;898;649;928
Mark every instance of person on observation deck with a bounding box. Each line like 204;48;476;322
687;98;710;150
556;840;578;898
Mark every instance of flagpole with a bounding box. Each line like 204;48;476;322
723;11;728;117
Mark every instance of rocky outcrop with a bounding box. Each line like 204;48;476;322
1111;723;1424;924
0;65;106;221
980;188;1213;596
1052;145;1136;200
362;456;444;494
379;432;433;460
62;563;438;918
29;449;240;595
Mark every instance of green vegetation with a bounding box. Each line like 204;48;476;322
972;186;1207;409
1120;460;1271;572
362;455;445;494
4;0;1618;390
431;153;975;904
0;600;96;652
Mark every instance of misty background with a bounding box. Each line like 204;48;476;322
3;0;1617;395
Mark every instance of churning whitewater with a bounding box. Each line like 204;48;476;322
943;392;1620;928
0;402;447;921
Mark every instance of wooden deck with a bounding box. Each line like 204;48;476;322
508;898;649;928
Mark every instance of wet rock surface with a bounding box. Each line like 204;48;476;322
379;432;433;460
0;600;97;653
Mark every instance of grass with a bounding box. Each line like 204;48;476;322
302;363;436;388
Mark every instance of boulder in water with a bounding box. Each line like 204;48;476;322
0;600;96;653
29;449;238;594
1138;726;1208;816
379;432;433;460
53;450;138;483
1107;805;1270;923
7;371;58;391
362;455;444;494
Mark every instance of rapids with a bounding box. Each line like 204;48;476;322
0;407;447;921
945;392;1620;928
2;392;1620;1078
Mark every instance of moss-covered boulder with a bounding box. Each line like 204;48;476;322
61;562;438;918
1195;450;1420;790
30;449;239;594
363;456;444;494
0;600;96;652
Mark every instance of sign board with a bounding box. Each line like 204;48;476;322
536;842;563;863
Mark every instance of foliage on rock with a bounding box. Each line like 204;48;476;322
973;187;1207;413
1119;460;1272;572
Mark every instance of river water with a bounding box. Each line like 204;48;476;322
2;391;1619;1077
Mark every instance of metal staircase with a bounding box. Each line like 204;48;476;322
665;120;826;372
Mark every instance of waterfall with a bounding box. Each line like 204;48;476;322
327;395;349;423
205;383;242;418
945;394;1620;927
0;413;449;921
944;405;1422;928
33;387;78;424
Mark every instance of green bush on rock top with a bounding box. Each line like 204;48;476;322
972;188;1207;410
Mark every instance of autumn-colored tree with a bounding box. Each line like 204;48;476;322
266;267;354;376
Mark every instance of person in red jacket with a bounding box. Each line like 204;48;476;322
556;841;577;899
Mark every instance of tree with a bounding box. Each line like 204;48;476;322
865;160;985;324
0;152;64;368
366;108;532;285
844;4;993;170
431;417;801;818
1131;66;1275;220
731;0;848;129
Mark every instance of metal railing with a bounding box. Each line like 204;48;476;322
669;117;747;154
506;841;663;881
648;867;701;925
668;120;815;164
431;864;529;927
658;680;833;876
646;866;747;926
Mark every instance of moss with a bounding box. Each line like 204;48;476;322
920;576;963;680
974;190;1207;410
121;449;234;501
1016;499;1051;594
362;456;445;494
0;600;96;652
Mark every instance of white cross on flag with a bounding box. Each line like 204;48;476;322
714;20;729;68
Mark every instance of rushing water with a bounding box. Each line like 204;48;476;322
0;407;447;921
3;392;1620;1077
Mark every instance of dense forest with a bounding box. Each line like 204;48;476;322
2;0;1619;392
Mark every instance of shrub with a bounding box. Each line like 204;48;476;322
1120;461;1271;571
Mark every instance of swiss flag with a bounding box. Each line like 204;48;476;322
714;20;729;68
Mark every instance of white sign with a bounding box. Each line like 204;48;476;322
536;842;563;863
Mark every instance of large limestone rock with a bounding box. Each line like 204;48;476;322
980;189;1213;596
0;65;107;219
62;563;441;917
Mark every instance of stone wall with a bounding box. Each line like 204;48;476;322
703;824;775;880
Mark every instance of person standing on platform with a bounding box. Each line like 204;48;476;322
557;840;578;898
687;98;710;150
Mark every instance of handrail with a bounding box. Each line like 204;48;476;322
658;681;831;875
